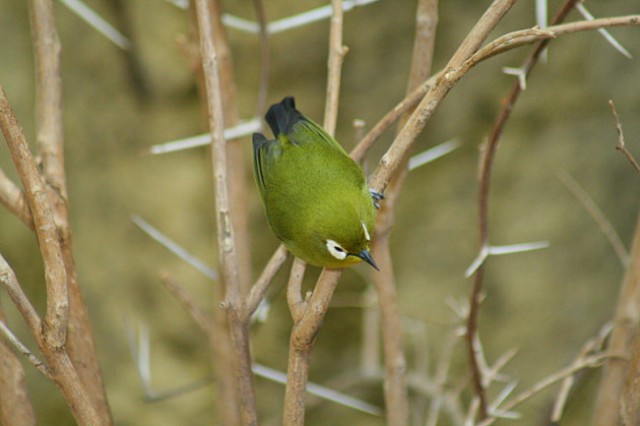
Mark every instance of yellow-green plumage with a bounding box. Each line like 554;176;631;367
253;97;378;269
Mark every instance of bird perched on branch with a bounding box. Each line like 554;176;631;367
252;97;381;270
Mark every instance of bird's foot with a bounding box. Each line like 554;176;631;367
369;189;384;209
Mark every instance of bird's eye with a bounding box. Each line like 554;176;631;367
325;239;348;260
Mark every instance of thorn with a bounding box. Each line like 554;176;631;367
575;3;633;59
502;67;527;90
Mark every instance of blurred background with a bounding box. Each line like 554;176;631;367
0;0;639;424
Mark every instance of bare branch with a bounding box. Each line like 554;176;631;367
369;0;518;194
609;100;640;176
596;212;640;425
0;316;52;380
193;1;257;424
558;170;628;266
0;86;68;348
466;1;581;419
252;0;270;116
0;168;33;229
244;245;289;318
323;0;347;135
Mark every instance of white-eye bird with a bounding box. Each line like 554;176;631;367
252;97;380;270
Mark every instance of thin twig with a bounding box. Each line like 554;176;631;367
558;170;628;266
609;100;640;176
479;352;623;426
252;0;270;116
323;0;347;135
0;168;33;229
284;269;342;425
0;318;52;379
551;323;612;422
159;272;214;334
244;245;289;317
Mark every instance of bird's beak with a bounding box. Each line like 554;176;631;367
354;249;379;271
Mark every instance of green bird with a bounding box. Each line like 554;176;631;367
252;97;381;270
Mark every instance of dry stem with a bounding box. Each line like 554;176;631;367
28;0;113;421
193;0;258;424
596;211;640;425
609;99;640;176
368;1;438;424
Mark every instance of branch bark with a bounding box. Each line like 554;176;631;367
370;1;438;424
597;211;640;425
193;1;258;425
28;0;113;420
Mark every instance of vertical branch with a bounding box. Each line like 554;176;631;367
370;1;438;425
284;269;343;425
193;1;257;425
252;0;270;116
467;0;579;419
0;85;68;348
0;88;106;426
283;2;349;424
598;211;640;425
28;1;113;420
187;1;253;423
29;0;65;195
323;0;346;134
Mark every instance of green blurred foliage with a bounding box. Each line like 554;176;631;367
0;0;639;425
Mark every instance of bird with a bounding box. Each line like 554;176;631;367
252;97;381;270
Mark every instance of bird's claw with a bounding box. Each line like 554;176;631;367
369;189;384;209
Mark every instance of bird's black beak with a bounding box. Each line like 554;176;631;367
354;249;379;271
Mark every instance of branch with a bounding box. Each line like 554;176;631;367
0;86;68;348
595;211;640;425
369;0;518;194
192;1;257;424
252;0;270;116
244;245;289;317
323;0;347;134
284;269;342;425
369;1;439;425
609;99;640;176
466;0;581;419
0;169;33;229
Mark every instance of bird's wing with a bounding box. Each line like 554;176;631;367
291;118;349;156
252;133;270;199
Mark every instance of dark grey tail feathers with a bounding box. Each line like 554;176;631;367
264;97;304;138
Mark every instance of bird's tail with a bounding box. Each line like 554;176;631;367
265;97;304;138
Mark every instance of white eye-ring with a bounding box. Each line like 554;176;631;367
326;239;347;260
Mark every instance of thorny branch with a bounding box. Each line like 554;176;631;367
466;0;580;419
